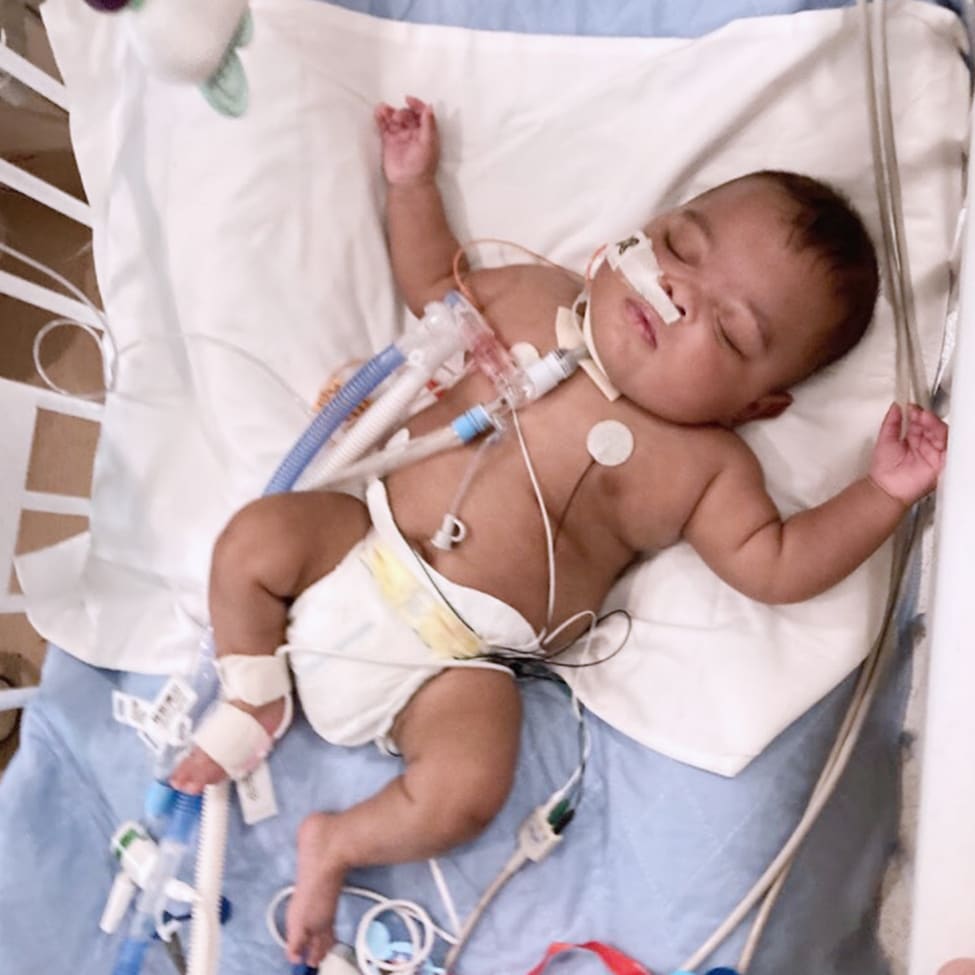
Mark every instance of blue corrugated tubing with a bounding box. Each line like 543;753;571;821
263;344;406;495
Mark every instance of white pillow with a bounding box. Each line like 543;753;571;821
20;0;967;773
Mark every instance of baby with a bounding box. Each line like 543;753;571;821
170;97;947;966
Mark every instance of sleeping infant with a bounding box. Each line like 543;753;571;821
170;96;947;966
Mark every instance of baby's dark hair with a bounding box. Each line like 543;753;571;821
748;169;880;371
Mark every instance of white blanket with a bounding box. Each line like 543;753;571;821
20;0;967;774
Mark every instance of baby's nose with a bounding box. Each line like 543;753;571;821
661;277;687;321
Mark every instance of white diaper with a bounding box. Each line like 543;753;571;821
283;479;531;750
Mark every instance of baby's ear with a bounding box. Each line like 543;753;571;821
730;391;793;426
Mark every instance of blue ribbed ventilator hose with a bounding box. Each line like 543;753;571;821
264;344;406;494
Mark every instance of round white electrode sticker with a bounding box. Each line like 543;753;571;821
586;420;634;467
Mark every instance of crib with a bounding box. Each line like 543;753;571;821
0;2;971;974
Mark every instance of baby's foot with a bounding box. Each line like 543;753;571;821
169;697;287;794
285;813;348;967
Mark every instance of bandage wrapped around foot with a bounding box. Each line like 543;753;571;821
191;653;293;780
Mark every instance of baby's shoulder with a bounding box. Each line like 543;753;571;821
606;417;756;551
469;263;582;324
625;410;749;472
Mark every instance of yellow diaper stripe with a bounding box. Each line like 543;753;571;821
362;542;485;660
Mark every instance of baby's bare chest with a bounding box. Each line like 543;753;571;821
386;371;709;624
385;268;717;621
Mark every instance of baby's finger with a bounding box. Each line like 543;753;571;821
877;402;902;441
419;102;438;135
917;408;948;446
285;930;308;965
393;107;419;129
918;442;947;475
373;103;394;130
405;94;428;113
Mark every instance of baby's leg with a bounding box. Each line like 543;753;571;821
170;491;369;793
285;668;521;966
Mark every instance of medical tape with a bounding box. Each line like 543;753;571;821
605;231;682;326
215;653;291;707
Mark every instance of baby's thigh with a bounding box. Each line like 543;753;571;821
393;668;522;811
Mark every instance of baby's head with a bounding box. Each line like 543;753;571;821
588;170;879;425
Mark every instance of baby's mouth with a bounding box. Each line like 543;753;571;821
624;297;658;349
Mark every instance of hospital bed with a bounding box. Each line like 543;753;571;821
0;1;970;973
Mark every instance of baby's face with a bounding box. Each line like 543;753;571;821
588;178;844;425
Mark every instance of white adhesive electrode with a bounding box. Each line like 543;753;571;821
586;419;634;467
605;230;682;325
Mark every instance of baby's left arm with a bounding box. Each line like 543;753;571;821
683;403;947;604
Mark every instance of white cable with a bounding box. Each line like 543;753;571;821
858;0;928;412
510;407;557;633
0;685;38;712
31;318;108;400
265;884;456;974
682;512;921;972
721;6;939;967
0;241;118;391
442;848;527;972
352;895;437;973
427;859;461;939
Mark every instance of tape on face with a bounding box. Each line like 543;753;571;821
605;231;682;326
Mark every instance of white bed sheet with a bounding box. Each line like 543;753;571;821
19;0;968;774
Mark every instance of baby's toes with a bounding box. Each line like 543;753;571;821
169;748;225;794
286;924;333;967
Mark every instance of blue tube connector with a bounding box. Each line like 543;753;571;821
113;937;150;975
452;405;495;444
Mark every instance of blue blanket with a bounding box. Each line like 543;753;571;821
0;641;907;974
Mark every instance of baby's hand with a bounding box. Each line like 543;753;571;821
869;402;948;506
374;96;439;186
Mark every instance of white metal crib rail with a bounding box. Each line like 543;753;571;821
0;29;102;717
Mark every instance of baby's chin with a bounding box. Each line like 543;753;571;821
622;385;734;427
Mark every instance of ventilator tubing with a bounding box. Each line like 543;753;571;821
267;343;407;493
130;297;477;975
297;295;477;486
112;793;202;975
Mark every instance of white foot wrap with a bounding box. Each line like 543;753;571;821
191;653;294;779
193;700;277;779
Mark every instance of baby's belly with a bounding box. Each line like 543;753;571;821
386;454;625;634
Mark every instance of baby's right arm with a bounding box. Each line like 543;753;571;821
375;97;461;315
